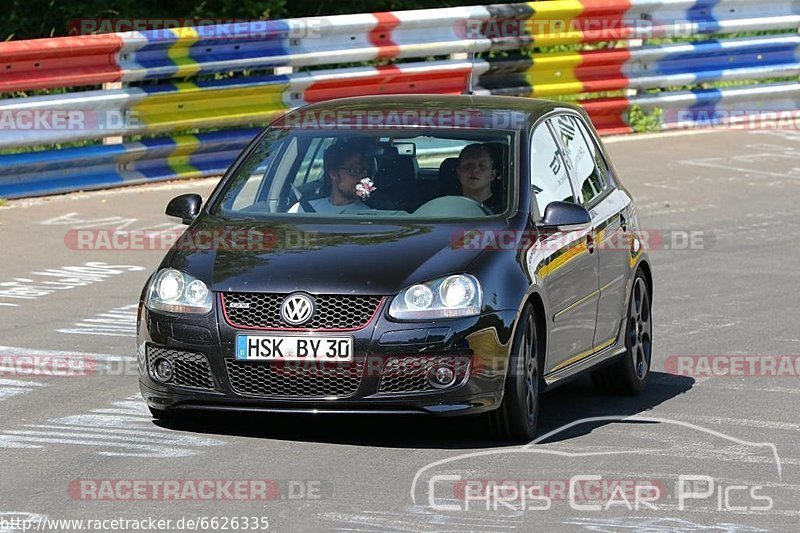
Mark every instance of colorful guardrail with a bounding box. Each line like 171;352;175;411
1;0;798;198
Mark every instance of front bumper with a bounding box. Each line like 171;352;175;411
137;300;518;417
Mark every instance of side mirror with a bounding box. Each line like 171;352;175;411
166;194;202;225
539;201;591;232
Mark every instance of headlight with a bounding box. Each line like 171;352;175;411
146;268;213;314
389;274;482;320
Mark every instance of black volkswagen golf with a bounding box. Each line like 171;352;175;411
138;95;652;441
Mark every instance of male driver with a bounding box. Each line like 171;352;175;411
290;142;373;213
455;143;504;213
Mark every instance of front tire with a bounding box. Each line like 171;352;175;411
489;304;540;441
591;271;652;395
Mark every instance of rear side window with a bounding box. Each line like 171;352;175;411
553;115;609;206
530;121;575;216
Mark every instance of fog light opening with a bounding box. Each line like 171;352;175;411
428;364;457;389
153;358;174;382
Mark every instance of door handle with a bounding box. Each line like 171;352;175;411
620;214;628;232
586;232;595;255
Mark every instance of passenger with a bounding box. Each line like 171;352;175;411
455;143;504;213
290;142;374;213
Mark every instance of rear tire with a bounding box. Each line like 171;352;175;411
591;271;652;395
489;304;540;442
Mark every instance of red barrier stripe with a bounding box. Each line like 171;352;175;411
575;0;635;42
368;12;401;60
576;0;634;17
575;48;632;92
303;65;472;103
0;34;123;91
580;96;632;134
0;34;123;61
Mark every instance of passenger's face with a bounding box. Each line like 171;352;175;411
331;155;368;201
457;150;494;197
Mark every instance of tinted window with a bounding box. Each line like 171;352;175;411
530;120;575;216
553;115;609;205
214;128;514;219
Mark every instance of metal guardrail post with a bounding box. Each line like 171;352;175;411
101;81;124;145
626;39;644;98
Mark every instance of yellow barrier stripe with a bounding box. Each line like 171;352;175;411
168;27;202;79
527;0;584;18
167;134;201;177
131;83;291;130
526;51;585;97
525;0;586;46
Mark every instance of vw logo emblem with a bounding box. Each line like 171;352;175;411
280;293;315;326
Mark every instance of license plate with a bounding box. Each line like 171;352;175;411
236;335;353;362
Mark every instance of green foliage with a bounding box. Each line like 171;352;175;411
0;198;8;207
4;0;289;40
627;104;663;133
3;0;486;40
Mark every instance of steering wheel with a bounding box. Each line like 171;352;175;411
414;195;492;217
464;196;494;216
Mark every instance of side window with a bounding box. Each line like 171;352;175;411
530;120;575;217
292;137;334;187
554;115;609;206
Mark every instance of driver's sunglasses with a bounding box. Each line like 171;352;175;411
339;167;369;178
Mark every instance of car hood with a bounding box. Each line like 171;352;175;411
167;217;506;295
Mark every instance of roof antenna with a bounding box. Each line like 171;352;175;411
464;38;478;96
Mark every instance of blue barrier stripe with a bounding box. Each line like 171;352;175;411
138;137;179;150
0;144;128;169
673;88;725;124
189;21;292;68
139;74;291;94
0;128;258;179
655;38;800;77
192;21;292;40
688;0;723;34
134;156;235;179
134;165;187;180
190;128;261;144
0;172;125;198
134;22;294;78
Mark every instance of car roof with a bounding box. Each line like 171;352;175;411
293;94;582;131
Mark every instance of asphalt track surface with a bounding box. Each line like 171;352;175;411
0;128;798;532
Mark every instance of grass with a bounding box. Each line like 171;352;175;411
627;104;664;133
0;198;8;207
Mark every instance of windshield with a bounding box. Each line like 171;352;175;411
213;127;515;220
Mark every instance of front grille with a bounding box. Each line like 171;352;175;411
225;359;365;398
378;356;471;394
222;293;383;330
146;345;215;390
